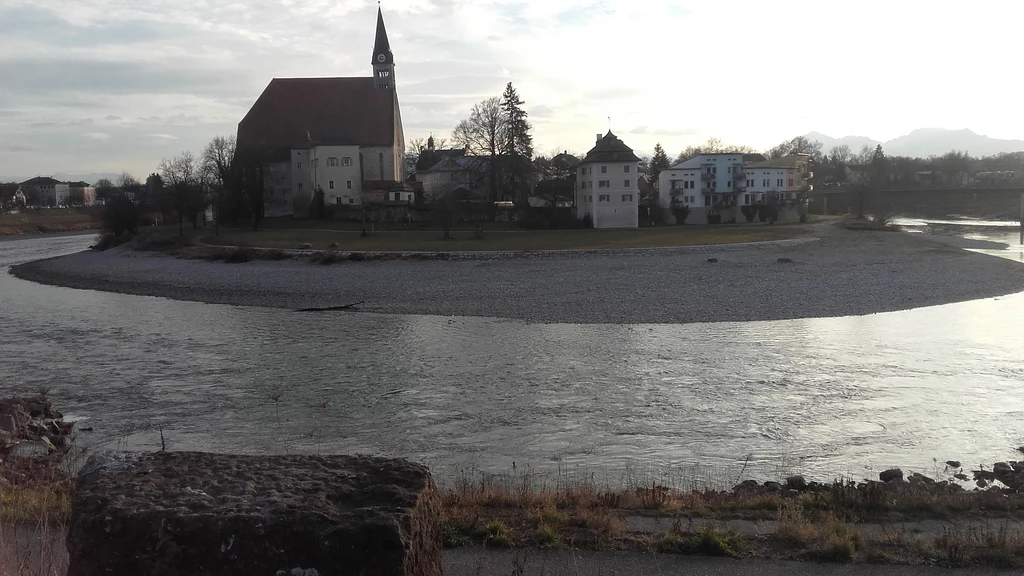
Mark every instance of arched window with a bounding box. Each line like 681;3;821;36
379;152;385;179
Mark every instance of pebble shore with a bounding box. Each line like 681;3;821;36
10;224;1024;324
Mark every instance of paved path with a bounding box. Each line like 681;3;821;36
444;548;1010;575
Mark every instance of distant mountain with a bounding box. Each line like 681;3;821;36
805;129;1024;159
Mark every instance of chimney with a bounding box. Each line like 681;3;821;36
595;133;602;144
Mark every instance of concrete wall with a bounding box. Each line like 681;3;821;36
811;187;1024;219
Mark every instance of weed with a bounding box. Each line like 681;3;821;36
535;522;566;549
442;521;473;548
473;520;514;548
655;526;742;557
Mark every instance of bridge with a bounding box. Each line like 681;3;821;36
810;186;1024;220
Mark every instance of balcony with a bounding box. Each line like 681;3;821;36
802;171;814;179
733;183;747;193
701;172;715;182
732;168;745;179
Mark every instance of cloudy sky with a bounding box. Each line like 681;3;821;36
1;0;1022;180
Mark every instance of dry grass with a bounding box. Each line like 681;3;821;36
0;459;73;576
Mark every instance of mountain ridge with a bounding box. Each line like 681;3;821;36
806;128;1024;158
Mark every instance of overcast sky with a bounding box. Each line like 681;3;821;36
2;0;1022;180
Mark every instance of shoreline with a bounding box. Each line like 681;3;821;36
9;223;1024;324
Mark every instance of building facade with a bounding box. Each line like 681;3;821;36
20;177;70;206
576;132;641;228
236;7;405;218
658;153;812;223
66;181;97;206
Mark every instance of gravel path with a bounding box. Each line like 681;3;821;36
10;224;1024;324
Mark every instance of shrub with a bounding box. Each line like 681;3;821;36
442;521;473;548
656;527;742;557
536;522;566;549
100;193;139;236
224;248;255;263
706;212;722;225
581;213;593;228
672;207;691;225
473;520;514;548
740;205;758;223
93;233;130;251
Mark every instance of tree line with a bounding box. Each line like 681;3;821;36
101;136;270;238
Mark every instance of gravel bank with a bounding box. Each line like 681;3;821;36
11;224;1024;324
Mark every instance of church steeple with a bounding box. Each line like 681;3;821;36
372;6;395;90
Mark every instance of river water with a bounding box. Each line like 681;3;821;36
2;232;1024;487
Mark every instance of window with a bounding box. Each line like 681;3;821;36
327;157;339;167
625;180;632;187
727;166;732;174
601;166;607;174
588;195;592;202
598;194;610;202
744;194;750;204
763;179;769;187
335;197;342;205
580;181;586;189
599;180;610;188
298;183;303;190
624;165;631;173
379;153;385;178
778;179;784;187
329;180;335;190
349;198;355;204
727;181;731;188
394;192;401;201
297;162;302;169
346;181;352;190
622;194;633;202
788;178;794;187
269;190;275;197
343;157;353;167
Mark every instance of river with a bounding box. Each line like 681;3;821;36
2;231;1024;488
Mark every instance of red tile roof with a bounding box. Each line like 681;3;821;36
237;77;396;160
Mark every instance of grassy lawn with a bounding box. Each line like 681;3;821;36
205;223;810;252
0;208;102;234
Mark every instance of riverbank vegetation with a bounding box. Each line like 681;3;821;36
0;208;101;236
197;224;811;253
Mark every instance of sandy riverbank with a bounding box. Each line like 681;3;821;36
9;223;1024;323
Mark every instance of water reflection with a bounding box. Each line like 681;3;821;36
2;233;1024;486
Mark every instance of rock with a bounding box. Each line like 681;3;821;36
67;452;441;576
945;460;961;469
777;258;793;264
734;479;758;492
763;481;782;492
908;472;935;485
977;478;989;488
879;468;903;483
785;475;807;491
1017;446;1024;455
954;473;969;481
298;243;313;250
10;440;50;458
994;462;1012;475
0;414;15;432
973;469;996;482
328;242;339;249
1013;462;1024;473
706;258;719;263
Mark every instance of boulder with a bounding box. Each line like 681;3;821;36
298;243;313;250
763;481;782;492
945;461;961;469
994;462;1013;475
785;475;807;491
67;452;442;576
733;479;759;492
879;468;903;483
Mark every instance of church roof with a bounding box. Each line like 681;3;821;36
581;131;641;164
237;77;396;160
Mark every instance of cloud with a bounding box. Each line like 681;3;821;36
149;134;178;141
84;132;112;141
105;115;122;121
628;126;699;137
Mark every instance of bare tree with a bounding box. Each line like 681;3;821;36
766;136;823;160
408;137;426;153
452;96;505;205
829;145;852;165
159;151;199;237
202;135;236;236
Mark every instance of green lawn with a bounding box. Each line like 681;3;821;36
204;224;810;252
0;208;101;226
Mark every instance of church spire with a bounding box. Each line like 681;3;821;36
372;5;395;90
372;5;393;66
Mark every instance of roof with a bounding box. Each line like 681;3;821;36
20;176;63;186
66;181;92;188
747;154;809;169
581;132;641;164
372;7;393;65
415;147;468;171
743;153;768;163
237;77;396;160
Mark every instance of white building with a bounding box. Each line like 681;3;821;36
236;7;405;218
658;153;812;223
20;177;69;206
576;132;641;228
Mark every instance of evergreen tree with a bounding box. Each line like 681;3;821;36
649;143;671;190
499;82;534;205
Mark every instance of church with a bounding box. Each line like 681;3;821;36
236;7;407;218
